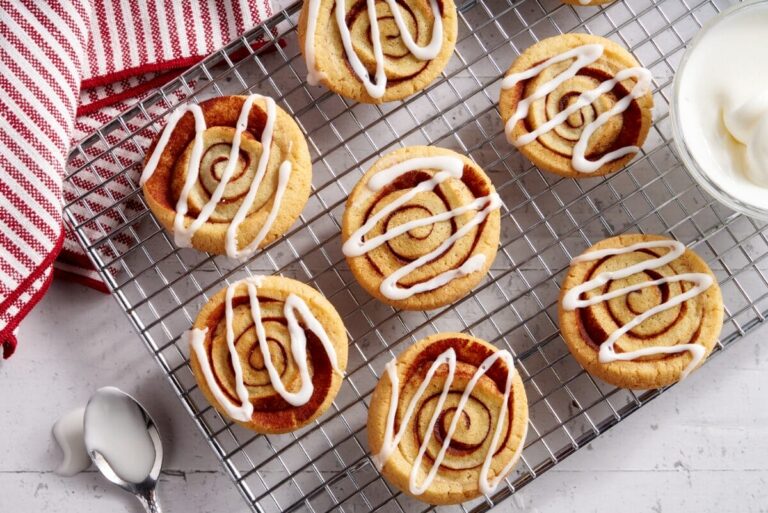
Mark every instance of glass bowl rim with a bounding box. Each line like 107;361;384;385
670;0;768;221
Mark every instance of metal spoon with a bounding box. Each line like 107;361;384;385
84;387;164;513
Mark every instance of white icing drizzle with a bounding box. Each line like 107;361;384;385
501;43;653;173
190;325;253;421
304;0;328;86
304;0;444;98
244;277;342;406
188;277;342;421
140;104;206;187
373;346;524;496
237;158;293;258
176;95;259;247
336;0;387;99
723;91;768;183
562;239;714;379
139;95;293;261
341;155;501;300
52;407;90;477
383;0;444;60
225;97;292;261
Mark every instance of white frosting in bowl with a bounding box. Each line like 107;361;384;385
675;2;768;216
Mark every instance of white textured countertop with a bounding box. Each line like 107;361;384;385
2;279;767;512
4;0;768;508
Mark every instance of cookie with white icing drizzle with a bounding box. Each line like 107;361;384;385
499;33;654;178
141;95;312;260
341;145;501;311
297;0;457;103
187;275;348;433
367;332;528;505
558;234;724;389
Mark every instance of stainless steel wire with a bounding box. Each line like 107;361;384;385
63;0;766;511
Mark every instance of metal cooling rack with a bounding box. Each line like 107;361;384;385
63;0;767;512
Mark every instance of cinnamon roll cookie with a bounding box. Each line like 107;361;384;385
298;0;458;103
368;333;528;505
558;234;724;389
140;95;312;260
187;276;348;433
341;146;501;311
499;34;654;178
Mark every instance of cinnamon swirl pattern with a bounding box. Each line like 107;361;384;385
558;234;724;389
141;95;312;260
367;333;528;505
187;276;348;433
499;34;654;178
341;146;501;311
298;0;457;103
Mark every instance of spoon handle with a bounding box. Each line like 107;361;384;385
137;488;162;513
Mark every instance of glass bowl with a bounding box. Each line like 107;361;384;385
670;0;768;220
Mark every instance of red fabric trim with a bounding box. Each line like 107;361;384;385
1;268;56;358
0;228;64;315
78;38;283;98
58;247;98;269
77;70;183;116
3;333;16;358
56;248;110;294
0;228;64;358
54;266;110;294
80;55;206;89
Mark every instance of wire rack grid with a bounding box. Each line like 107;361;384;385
62;0;767;512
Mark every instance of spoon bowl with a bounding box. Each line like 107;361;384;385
84;387;164;513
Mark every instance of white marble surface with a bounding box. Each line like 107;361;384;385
1;279;767;512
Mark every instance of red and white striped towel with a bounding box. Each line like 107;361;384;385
0;0;272;358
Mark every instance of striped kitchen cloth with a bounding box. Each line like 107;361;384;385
0;0;272;358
